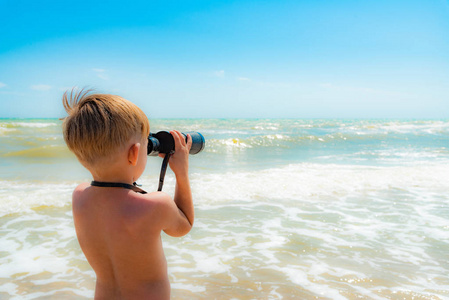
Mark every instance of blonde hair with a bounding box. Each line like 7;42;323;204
62;88;150;165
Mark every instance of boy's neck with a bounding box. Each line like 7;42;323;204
90;162;135;185
92;174;134;185
86;140;144;186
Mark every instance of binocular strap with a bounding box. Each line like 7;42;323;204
158;153;172;192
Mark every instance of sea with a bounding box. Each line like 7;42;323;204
0;118;448;299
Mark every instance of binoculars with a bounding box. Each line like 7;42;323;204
147;131;205;156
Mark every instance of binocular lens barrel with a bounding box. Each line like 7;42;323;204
147;131;205;156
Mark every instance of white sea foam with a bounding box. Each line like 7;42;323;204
0;127;16;135
8;122;58;128
184;163;449;204
379;121;449;135
0;181;76;216
0;209;95;299
1;162;447;216
151;161;449;298
318;148;449;165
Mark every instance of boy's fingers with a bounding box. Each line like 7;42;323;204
186;134;192;150
176;130;185;146
170;130;184;151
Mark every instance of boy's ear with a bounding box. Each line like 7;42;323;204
128;143;141;166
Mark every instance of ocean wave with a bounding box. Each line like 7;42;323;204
204;134;362;152
318;147;449;163
2;145;72;158
183;162;449;204
2;162;447;216
0;121;59;129
206;134;292;150
338;120;449;136
0;121;61;139
0;127;17;135
0;181;76;217
203;131;441;152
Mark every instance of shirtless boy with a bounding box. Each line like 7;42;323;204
62;89;193;299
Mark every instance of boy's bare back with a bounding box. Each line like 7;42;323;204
73;185;171;299
62;90;194;299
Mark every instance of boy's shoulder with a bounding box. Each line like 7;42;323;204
73;182;169;201
72;183;173;225
73;182;90;194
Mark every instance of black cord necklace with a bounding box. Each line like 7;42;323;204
90;152;172;194
91;181;147;194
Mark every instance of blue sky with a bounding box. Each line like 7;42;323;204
0;0;448;118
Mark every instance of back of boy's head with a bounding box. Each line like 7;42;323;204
62;88;150;166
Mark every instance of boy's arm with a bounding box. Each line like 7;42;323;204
157;130;194;237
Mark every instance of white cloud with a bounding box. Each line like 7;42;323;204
0;82;6;88
237;77;250;81
93;68;109;80
59;86;80;92
30;84;52;91
214;70;225;78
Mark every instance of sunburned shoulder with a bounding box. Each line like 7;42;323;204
73;182;90;193
126;191;177;231
126;190;172;205
119;191;176;235
73;183;173;227
130;191;173;215
72;184;172;219
72;182;90;201
72;183;170;203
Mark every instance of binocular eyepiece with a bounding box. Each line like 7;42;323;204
147;131;205;156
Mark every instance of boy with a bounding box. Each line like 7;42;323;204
62;89;194;299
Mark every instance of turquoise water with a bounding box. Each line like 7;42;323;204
0;118;448;299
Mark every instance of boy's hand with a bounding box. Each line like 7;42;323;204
158;130;194;235
164;130;192;177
